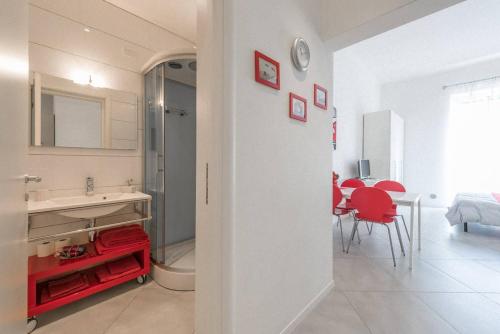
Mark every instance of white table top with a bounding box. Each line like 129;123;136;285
340;187;421;205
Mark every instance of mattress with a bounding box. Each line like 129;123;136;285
445;193;500;227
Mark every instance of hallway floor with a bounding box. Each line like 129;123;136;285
35;279;194;334
293;207;500;334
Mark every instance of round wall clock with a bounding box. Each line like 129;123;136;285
291;37;310;72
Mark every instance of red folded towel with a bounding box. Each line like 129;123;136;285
95;256;141;283
94;236;147;255
47;272;89;299
107;255;141;275
99;225;148;248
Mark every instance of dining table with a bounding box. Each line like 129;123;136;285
340;187;422;270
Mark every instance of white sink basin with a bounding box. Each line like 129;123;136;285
48;193;127;219
28;192;151;219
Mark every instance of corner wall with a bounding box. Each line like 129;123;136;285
196;0;333;333
229;0;333;332
333;49;381;179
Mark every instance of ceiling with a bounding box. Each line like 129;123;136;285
104;0;197;43
29;0;195;74
337;0;500;84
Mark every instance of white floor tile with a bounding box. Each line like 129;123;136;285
292;291;370;334
417;292;500;334
344;291;458;334
425;259;500;292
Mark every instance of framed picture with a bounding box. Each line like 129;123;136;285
254;50;280;90
332;120;337;150
314;84;327;110
289;93;307;122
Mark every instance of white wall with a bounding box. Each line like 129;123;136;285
197;0;333;333
333;49;381;179
380;56;500;207
229;0;333;333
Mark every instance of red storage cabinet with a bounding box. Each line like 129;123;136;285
28;240;150;318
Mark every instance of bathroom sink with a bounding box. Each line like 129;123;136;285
28;192;152;219
47;193;126;219
49;193;123;206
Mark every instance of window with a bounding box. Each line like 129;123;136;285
446;81;500;198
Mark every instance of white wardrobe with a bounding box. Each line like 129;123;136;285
363;110;404;182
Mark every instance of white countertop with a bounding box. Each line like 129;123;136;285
28;192;151;214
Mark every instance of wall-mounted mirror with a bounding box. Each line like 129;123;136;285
30;72;138;150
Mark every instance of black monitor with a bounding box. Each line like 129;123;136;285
357;160;370;179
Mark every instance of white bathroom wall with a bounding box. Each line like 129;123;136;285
27;47;144;197
333;49;381;179
380;56;500;207
25;1;192;197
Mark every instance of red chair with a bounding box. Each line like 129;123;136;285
374;180;410;241
340;178;366;188
346;187;405;266
332;185;358;252
340;178;370;232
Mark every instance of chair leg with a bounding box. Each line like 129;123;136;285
365;221;370;232
346;219;359;254
399;214;410;241
394;221;405;256
338;216;345;252
369;222;374;235
385;224;396;267
356;222;361;244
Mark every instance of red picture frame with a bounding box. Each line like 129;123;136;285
332;120;337;150
314;84;328;110
255;50;280;90
289;93;307;122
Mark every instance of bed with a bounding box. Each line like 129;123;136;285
446;193;500;231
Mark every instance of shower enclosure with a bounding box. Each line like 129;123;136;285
144;56;196;290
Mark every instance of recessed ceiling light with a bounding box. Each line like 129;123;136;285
83;27;91;32
193;45;197;49
168;61;183;69
188;61;197;72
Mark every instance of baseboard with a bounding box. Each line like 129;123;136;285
279;280;334;334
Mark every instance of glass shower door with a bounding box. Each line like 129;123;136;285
144;64;166;264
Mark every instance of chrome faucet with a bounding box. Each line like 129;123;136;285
86;177;94;196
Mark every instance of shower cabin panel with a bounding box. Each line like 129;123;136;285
164;79;196;246
145;65;166;264
145;60;197;268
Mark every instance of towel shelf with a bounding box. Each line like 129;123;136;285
28;216;152;243
28;196;152;243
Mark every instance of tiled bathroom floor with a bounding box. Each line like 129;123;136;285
38;208;500;334
35;279;194;334
293;207;500;334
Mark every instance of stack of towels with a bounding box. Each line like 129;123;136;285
95;225;148;255
95;255;141;283
46;272;89;301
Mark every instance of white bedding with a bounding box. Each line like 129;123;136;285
446;193;500;227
